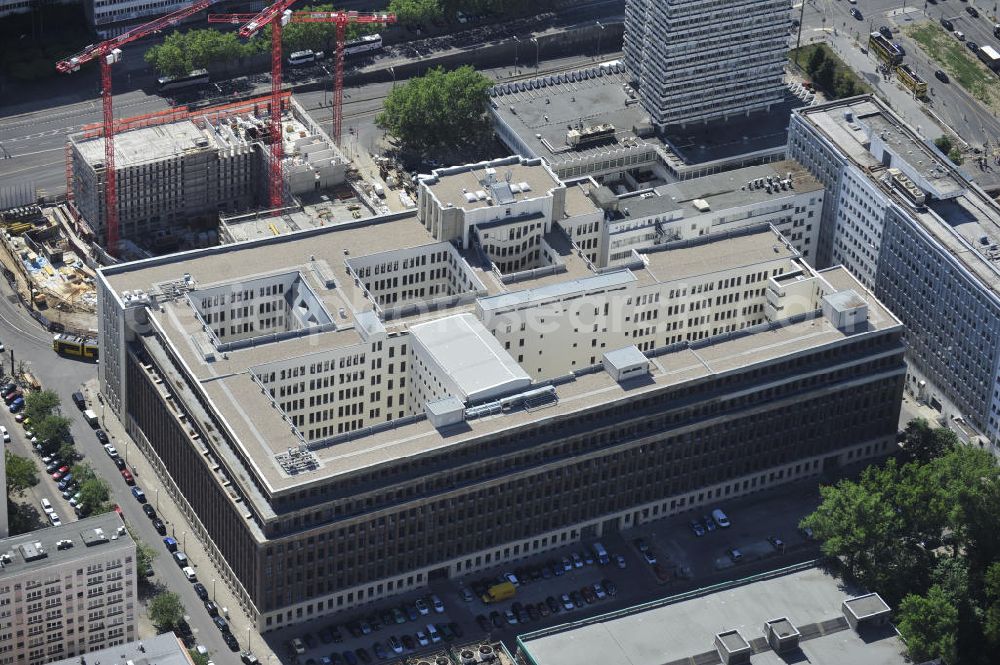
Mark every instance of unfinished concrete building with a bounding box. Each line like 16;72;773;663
69;96;347;251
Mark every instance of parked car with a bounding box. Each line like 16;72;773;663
603;579;618;596
633;537;649;552
103;443;118;458
163;536;178;552
121;468;134;484
49;512;61;527
703;515;717;532
878;25;892;39
968;6;980;17
690;520;706;537
643;550;658;565
414;598;430;615
0;426;8;443
143;504;156;519
183;566;197;581
728;547;743;562
95;429;109;444
152;518;166;535
615;554;627;569
712;508;731;528
193;582;208;600
131;486;146;502
561;593;574;611
430;594;445;613
546;596;560;614
205;600;219;616
172;551;188;566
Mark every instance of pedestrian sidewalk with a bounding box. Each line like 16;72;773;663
80;378;278;664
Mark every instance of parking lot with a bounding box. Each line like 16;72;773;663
266;478;825;664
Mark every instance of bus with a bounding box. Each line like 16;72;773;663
53;333;98;360
895;63;928;98
288;50;320;66
157;69;210;93
868;32;903;67
344;34;382;57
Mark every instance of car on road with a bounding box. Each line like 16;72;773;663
941;17;955;31
183;566;197;581
95;429;109;444
968;41;980;52
878;25;892;39
0;426;8;443
193;582;208;600
703;515;717;532
205;600;219;616
561;593;574;611
131;486;146;502
690;519;706;537
223;633;239;651
103;443;118;458
968;6;980;17
616;554;627;568
935;69;950;83
143;504;156;519
121;468;134;484
850;7;862;19
213;616;230;633
711;508;731;528
113;457;126;470
49;512;62;526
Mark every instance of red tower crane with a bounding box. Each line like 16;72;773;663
210;9;396;149
287;11;396;145
209;0;300;210
56;0;217;256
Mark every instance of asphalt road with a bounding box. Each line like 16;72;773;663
0;275;239;661
797;0;1000;154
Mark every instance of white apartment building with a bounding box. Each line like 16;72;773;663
0;514;137;665
623;0;790;131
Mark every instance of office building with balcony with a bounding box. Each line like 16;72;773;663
0;514;137;665
96;196;904;631
789;95;1000;447
623;0;790;132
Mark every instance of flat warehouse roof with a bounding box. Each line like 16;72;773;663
518;565;907;665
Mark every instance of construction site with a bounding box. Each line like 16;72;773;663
66;92;354;255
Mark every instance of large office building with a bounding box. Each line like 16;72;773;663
789;96;1000;446
515;563;905;665
96;156;904;631
0;514;137;665
568;160;823;268
623;0;790;131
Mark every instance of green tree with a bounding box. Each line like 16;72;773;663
148;591;185;631
834;70;857;98
814;58;837;94
935;135;954;154
898;585;959;664
189;649;210;665
24;389;60;423
376;65;493;154
900;418;958;465
5;451;37;496
389;0;444;25
58;441;77;464
137;540;158;579
34;415;71;452
984;562;1000;650
806;45;827;77
948;146;964;166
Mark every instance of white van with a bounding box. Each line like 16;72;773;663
0;425;8;442
40;498;53;514
711;508;731;528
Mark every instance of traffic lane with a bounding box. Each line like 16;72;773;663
0;406;75;528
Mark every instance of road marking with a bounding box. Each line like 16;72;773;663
10;147;66;159
0;159;64;176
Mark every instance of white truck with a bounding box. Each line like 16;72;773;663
979;44;1000;71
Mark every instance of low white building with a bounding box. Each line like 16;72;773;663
0;513;137;665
